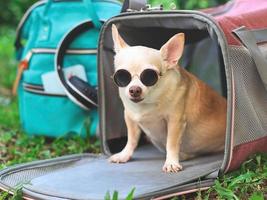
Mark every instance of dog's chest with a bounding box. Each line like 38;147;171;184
128;107;167;152
139;118;167;152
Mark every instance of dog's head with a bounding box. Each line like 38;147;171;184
111;25;185;104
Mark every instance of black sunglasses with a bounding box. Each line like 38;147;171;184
112;69;162;87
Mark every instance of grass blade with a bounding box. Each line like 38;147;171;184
249;192;264;200
105;191;111;200
112;191;119;200
125;188;135;200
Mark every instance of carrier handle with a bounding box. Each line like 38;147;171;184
121;0;147;12
44;0;101;28
233;26;267;90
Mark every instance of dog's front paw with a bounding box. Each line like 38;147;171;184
162;160;183;173
108;152;131;163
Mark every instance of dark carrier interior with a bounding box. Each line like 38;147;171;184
102;15;227;154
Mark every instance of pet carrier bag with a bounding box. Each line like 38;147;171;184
1;0;267;199
13;0;121;137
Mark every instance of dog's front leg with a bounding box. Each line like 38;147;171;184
163;116;186;173
109;111;141;163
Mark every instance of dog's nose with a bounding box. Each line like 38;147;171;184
129;86;142;98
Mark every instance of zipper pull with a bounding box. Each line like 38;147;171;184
12;51;32;96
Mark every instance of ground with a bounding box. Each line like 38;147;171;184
0;27;266;200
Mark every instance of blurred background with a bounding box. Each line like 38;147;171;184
0;0;228;129
0;0;228;27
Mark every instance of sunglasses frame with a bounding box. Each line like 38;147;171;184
111;68;163;87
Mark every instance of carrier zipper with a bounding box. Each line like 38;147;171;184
12;48;97;96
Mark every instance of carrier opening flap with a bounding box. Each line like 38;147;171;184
0;145;223;200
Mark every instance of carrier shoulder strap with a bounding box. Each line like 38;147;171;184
233;26;267;91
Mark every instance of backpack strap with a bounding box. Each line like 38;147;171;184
83;0;102;28
15;0;142;55
15;1;45;58
121;0;147;12
233;26;267;91
15;0;103;58
44;0;101;28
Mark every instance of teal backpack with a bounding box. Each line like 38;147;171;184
14;0;122;137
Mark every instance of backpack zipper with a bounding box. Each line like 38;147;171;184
23;83;43;90
29;48;97;54
23;83;66;97
12;48;97;96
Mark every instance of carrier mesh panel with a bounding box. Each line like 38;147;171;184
229;46;267;146
0;159;81;188
0;148;222;200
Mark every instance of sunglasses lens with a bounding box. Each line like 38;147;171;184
140;69;159;86
113;69;131;87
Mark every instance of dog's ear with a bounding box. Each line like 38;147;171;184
112;24;129;53
160;33;185;68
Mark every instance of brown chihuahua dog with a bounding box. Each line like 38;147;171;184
109;25;226;173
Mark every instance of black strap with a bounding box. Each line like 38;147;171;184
56;20;99;109
233;26;267;91
121;0;147;12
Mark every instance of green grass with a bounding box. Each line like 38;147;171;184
105;188;135;200
0;25;266;200
0;28;19;129
205;154;267;199
0;128;100;169
168;154;267;200
0;28;17;89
